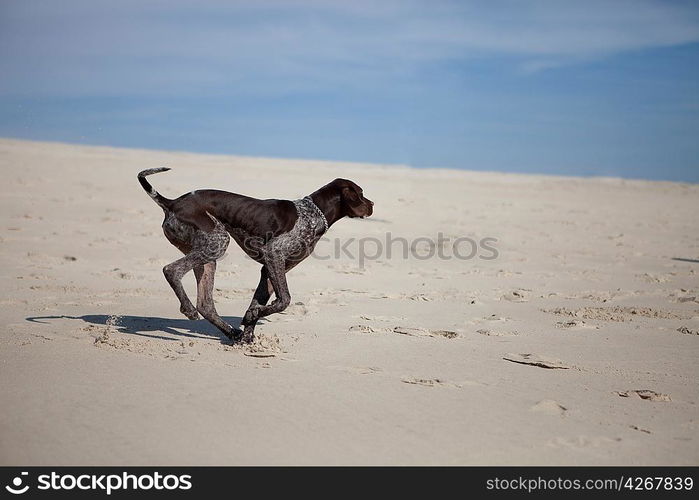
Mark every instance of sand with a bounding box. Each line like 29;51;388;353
0;137;697;465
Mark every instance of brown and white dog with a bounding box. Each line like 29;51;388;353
138;168;373;343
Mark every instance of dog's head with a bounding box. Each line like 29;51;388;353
330;178;373;219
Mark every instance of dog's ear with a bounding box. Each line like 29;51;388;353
342;186;359;202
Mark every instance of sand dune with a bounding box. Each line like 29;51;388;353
0;138;697;465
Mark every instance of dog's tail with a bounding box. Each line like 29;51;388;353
138;167;172;210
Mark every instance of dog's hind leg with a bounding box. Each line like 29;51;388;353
195;261;243;340
163;214;239;339
163;253;204;321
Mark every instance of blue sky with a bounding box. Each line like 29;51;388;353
1;0;698;182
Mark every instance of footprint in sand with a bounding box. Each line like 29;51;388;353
348;324;389;334
464;295;482;305
555;319;599;330
530;399;567;416
476;328;519;337
241;333;283;357
406;293;434;302
333;366;383;375
348;325;459;338
677;326;698;335
615;390;671;402
358;314;406;323
392;326;459;339
501;289;530;302
483;314;512;322
242;351;276;358
563;290;621;302
219;333;285;359
400;377;461;388
635;272;674;283
465;314;512;326
278;301;318;318
503;353;571;369
543;306;695;322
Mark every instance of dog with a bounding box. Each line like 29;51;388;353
138;168;373;343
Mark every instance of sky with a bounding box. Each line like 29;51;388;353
1;0;698;182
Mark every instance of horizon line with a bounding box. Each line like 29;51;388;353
1;135;696;186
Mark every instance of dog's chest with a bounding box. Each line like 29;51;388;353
264;199;325;261
227;199;325;264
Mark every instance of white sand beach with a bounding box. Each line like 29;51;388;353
0;138;697;465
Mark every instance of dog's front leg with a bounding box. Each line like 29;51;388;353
240;266;274;342
240;258;290;342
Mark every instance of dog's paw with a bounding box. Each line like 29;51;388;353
180;305;200;320
241;326;256;344
224;327;244;342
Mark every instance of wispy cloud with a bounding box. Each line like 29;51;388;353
1;0;698;96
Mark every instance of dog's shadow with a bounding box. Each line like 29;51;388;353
25;314;247;342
